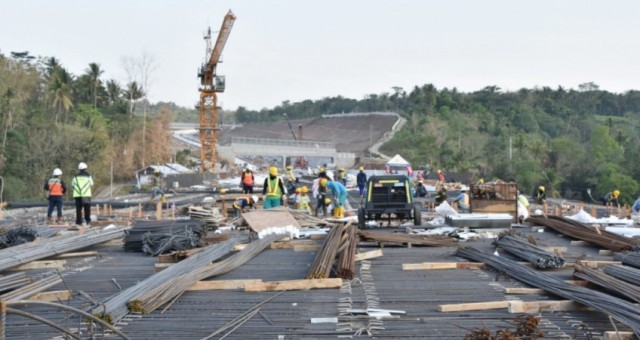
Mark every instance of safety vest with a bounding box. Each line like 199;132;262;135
299;196;311;210
48;178;63;196
266;177;282;197
242;173;254;186
73;175;92;198
233;197;249;210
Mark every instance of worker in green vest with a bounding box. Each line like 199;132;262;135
262;167;286;209
72;162;94;227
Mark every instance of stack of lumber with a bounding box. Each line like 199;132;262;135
358;230;458;247
186;206;225;228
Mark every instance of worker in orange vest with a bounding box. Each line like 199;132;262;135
240;168;255;194
44;168;67;224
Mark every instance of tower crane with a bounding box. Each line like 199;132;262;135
197;10;236;173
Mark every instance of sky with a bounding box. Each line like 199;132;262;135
2;0;639;111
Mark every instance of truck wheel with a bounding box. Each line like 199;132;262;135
358;208;365;229
414;206;422;226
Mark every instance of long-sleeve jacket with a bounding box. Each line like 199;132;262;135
44;177;67;197
71;171;94;198
357;172;367;186
262;175;286;197
326;181;348;205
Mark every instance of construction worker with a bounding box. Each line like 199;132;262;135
72;162;94;227
454;189;470;213
44;168;66;224
415;180;427;198
535;186;547;205
240;168;255;194
338;168;347;186
437;169;446;183
298;186;312;213
321;178;348;218
262;167;286;209
417;171;424;181
356;167;367;200
150;169;165;202
601;190;621;208
285;165;295;182
233;195;259;218
632;195;640;216
517;190;530;210
312;177;328;217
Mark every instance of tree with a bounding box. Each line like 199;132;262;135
86;63;104;109
106;79;122;106
48;67;74;123
123;81;144;115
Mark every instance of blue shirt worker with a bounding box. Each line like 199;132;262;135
233;195;259;218
71;162;94;227
356;167;367;199
262;167;286;209
454;189;470;213
321;178;348;218
632;197;640;215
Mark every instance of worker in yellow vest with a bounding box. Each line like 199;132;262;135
262;167;286;209
72;162;94;227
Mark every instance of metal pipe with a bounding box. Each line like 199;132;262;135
6;307;81;340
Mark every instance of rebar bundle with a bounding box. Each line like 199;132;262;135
357;230;458;247
527;216;638;252
337;224;357;280
141;229;206;256
124;220;206;252
614;252;640;269
128;234;284;314
99;238;238;323
0;226;38;249
307;222;349;279
573;264;640;303
0;273;62;302
0;227;126;272
0;272;31;293
604;264;640;286
456;246;640;334
495;235;565;269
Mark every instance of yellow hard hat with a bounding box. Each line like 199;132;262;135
220;188;227;194
301;186;308;193
539;186;545;192
325;198;332;205
269;167;278;175
613;190;620;198
359;166;364;171
286;165;292;170
340;168;346;172
295;187;302;193
318;166;325;172
320;178;328;187
479;178;484;184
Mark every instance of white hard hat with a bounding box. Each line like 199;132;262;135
53;168;62;176
78;162;87;170
251;195;259;203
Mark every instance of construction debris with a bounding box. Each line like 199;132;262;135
495;234;565;269
0;225;38;248
124;220;207;254
358;229;458;247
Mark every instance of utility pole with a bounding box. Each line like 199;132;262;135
369;124;372;158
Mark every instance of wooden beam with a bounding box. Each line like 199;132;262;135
575;260;621;268
544;246;567;253
293;244;321;252
12;260;66;270
570;240;587;246
602;331;635;340
244;278;343;292
599;249;613;256
30;290;72;302
188;279;263;291
438;301;510;312
508;300;590;313
51;251;99;259
354;249;383;262
402;262;485;270
101;239;124;247
270;239;316;249
504;287;547;295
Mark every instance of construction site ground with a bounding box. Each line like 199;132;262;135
1;182;639;339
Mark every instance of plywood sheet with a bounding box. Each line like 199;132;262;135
242;210;301;233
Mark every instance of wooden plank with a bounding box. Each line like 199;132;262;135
188;279;263;291
354;249;383;262
293;244;321;252
30;290;72;302
309;233;327;240
51;251;99;259
232;243;247;251
244;278;343;292
101;239;124;246
154;263;172;270
575;260;621;268
570;240;587;246
544;246;567;253
270;239;316;249
602;331;635;340
599;249;613;256
242;210;301;233
402;262;485;270
504;288;546;295
13;260;66;270
438;301;510;312
508;300;590;313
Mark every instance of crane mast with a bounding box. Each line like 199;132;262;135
197;10;236;173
